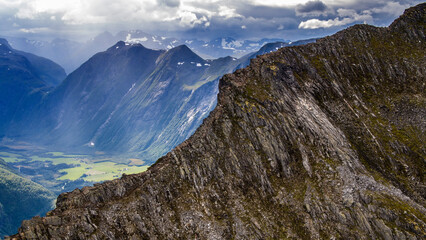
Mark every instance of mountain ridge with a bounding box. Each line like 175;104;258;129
0;38;66;135
1;31;294;73
7;3;425;239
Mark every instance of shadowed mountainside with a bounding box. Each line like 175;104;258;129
0;38;65;135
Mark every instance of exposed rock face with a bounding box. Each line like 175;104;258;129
8;4;425;239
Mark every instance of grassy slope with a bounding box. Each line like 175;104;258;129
0;158;55;238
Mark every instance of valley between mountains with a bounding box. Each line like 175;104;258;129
6;3;425;239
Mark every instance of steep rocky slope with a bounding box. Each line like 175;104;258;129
8;4;425;239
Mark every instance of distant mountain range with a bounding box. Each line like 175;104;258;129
1;36;315;164
2;31;305;73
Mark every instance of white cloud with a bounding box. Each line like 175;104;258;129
299;18;346;29
15;8;35;19
177;11;208;27
367;1;410;16
11;0;162;24
298;7;373;29
4;0;221;31
218;5;242;19
19;27;50;33
14;0;76;19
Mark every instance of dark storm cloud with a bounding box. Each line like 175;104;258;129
236;5;296;20
296;1;327;13
0;0;423;42
295;0;332;17
183;14;299;40
158;0;181;8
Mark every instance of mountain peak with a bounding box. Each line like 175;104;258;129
0;38;12;50
157;44;204;65
168;44;193;54
393;2;425;24
108;41;126;50
0;38;65;87
389;3;425;38
107;41;148;52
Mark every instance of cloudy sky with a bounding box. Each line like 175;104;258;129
0;0;422;41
